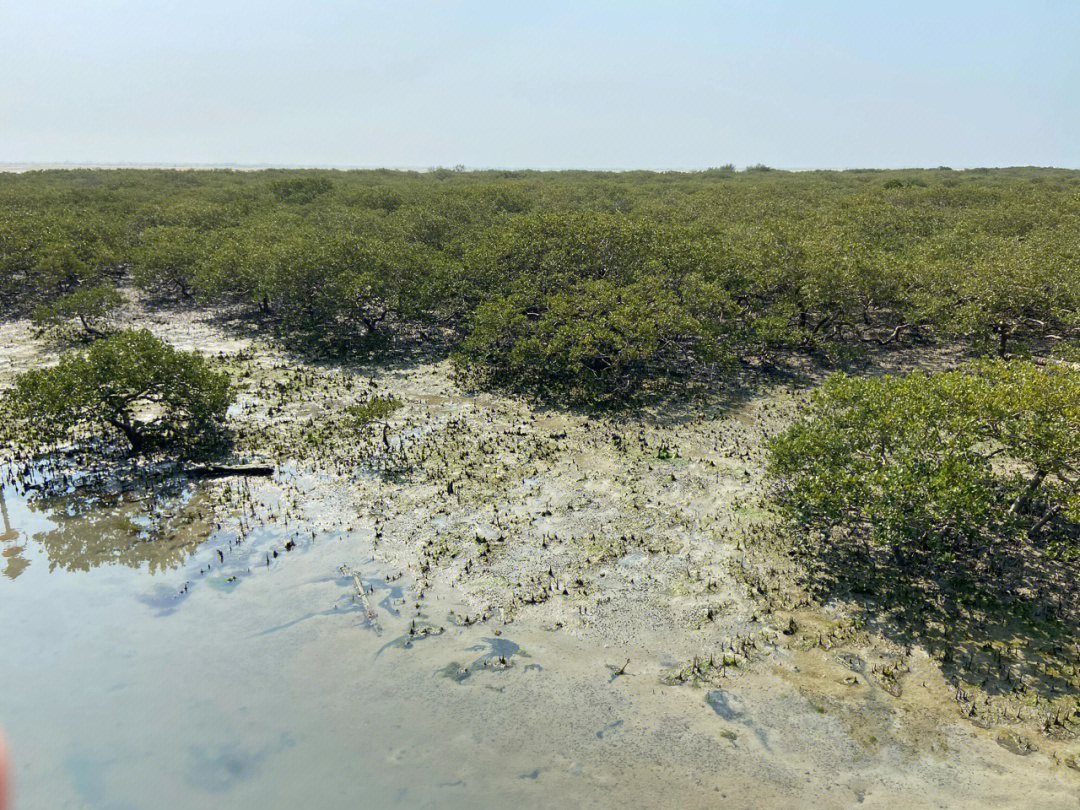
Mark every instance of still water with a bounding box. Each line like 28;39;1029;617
0;472;732;810
2;472;1075;810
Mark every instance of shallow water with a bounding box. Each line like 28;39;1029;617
2;475;718;810
1;476;1077;810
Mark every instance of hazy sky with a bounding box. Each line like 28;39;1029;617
2;1;1077;169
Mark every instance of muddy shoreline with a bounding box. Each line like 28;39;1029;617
2;297;1078;808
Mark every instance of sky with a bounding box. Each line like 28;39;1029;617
2;1;1078;170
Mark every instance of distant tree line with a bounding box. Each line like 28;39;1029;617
2;167;1079;404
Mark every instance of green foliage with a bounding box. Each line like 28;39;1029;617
0;209;120;313
769;360;1080;553
0;329;233;456
346;395;401;426
270;176;334;204
454;213;736;403
131;225;210;297
932;231;1080;358
3;167;1080;404
31;285;125;339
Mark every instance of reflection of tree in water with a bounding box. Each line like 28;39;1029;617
1;488;30;580
26;478;213;574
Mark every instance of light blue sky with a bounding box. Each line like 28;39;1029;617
2;1;1077;169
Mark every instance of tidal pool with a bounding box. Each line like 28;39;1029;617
1;476;1076;810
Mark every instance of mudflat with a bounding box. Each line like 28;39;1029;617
2;297;1077;809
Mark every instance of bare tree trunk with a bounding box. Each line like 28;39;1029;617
78;314;104;337
1009;469;1047;516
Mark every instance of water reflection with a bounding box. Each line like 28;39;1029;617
2;476;214;575
0;487;29;579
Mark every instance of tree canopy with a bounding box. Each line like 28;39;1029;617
31;284;125;340
2;167;1079;402
768;359;1080;554
0;329;233;457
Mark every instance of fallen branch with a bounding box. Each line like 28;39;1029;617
341;565;382;635
184;464;274;479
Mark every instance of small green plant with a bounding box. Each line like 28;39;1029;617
131;225;208;298
452;213;735;404
346;395;401;426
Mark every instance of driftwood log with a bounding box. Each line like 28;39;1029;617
341;565;382;635
184;464;274;479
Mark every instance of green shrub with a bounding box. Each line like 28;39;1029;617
31;285;125;339
131;225;210;298
769;359;1080;553
270;176;334;204
453;214;736;403
346;395;401;426
0;329;233;456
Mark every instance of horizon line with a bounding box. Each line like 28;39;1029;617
2;161;1077;174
